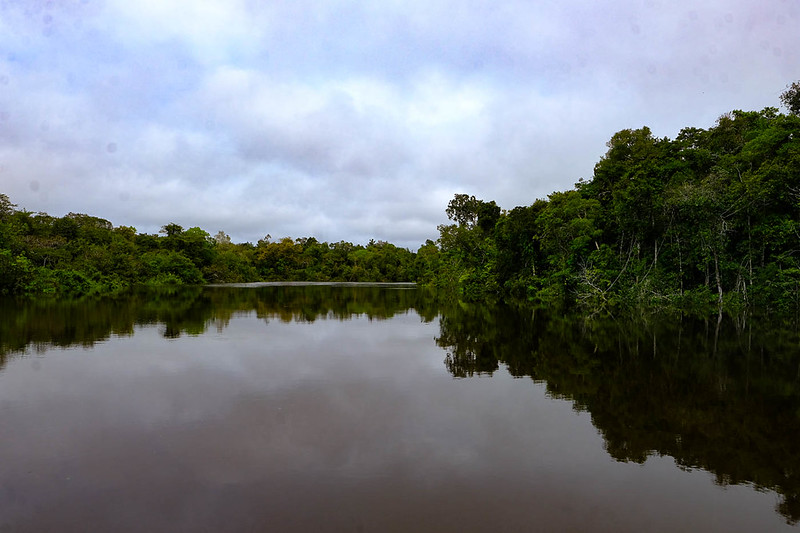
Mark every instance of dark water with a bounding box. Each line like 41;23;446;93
1;285;799;532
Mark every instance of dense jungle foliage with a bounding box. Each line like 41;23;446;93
2;84;799;312
435;86;800;312
432;91;800;312
0;202;418;295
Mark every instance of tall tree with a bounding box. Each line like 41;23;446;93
780;81;800;116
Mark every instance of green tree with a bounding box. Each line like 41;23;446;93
780;81;800;116
0;193;17;221
0;250;33;294
141;250;204;285
177;227;216;268
256;237;306;280
160;223;184;237
438;194;500;299
446;194;481;227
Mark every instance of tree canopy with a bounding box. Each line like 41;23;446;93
780;81;800;116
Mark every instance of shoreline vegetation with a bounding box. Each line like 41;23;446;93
3;84;800;314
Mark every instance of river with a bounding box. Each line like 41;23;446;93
0;284;797;532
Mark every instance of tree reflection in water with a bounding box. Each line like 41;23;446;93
437;301;800;524
2;286;799;523
0;284;437;361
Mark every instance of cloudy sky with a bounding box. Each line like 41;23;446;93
0;0;797;248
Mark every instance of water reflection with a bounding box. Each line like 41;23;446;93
437;302;800;524
1;286;799;528
0;284;436;359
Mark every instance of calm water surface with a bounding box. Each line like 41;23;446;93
1;285;798;532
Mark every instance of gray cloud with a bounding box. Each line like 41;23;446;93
0;0;797;249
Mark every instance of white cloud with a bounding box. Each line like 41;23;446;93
0;0;797;249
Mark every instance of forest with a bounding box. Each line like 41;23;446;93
2;83;800;313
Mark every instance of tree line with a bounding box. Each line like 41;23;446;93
428;83;800;312
0;204;418;296
2;83;799;312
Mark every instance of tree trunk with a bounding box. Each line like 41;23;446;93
713;249;723;307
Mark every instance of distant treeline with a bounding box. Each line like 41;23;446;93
2;84;800;311
0;206;419;295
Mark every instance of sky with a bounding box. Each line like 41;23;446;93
0;0;797;249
